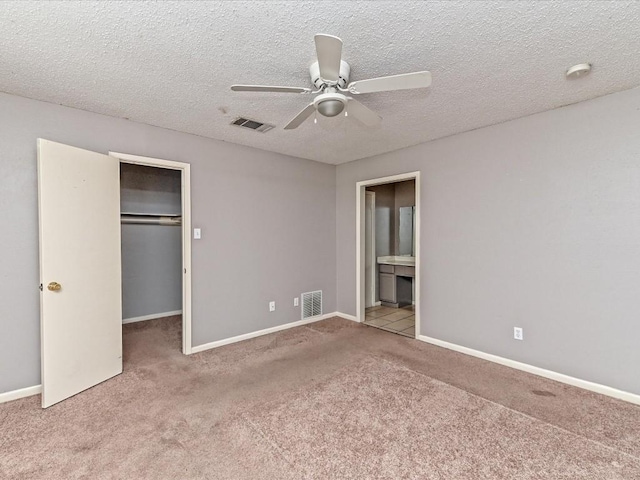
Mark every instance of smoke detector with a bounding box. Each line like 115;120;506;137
566;63;592;79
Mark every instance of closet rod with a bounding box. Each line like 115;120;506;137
121;215;182;226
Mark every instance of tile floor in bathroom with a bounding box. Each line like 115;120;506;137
364;305;415;338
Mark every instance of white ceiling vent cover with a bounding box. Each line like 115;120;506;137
301;290;322;320
231;117;275;133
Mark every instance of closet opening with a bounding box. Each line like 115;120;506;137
119;162;186;362
109;152;192;359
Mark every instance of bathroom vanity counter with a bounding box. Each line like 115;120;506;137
377;255;415;267
377;257;415;307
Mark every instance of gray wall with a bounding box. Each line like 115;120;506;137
337;87;640;395
120;163;181;216
0;92;336;394
121;225;182;319
120;164;182;320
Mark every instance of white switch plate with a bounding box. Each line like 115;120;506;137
514;327;523;340
294;297;299;307
269;301;276;312
193;228;201;239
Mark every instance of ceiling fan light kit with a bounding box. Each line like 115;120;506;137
230;34;432;130
315;92;347;117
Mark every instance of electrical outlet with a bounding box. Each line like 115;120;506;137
269;301;276;312
294;297;299;307
514;327;523;341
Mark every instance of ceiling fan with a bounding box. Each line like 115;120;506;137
231;34;432;130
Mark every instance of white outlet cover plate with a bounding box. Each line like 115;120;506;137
514;327;523;340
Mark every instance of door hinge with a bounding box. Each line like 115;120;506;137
184;268;187;274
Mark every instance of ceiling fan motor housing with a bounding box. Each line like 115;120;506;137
310;60;351;89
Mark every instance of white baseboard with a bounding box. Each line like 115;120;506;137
191;312;347;354
0;384;41;404
122;310;182;324
333;312;358;322
418;335;640;406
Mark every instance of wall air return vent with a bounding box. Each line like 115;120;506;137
301;290;323;320
231;117;275;133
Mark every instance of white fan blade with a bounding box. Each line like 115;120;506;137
284;103;316;130
347;99;381;127
314;34;343;82
348;71;431;94
231;85;312;94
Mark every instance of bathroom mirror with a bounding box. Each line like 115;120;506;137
398;206;415;256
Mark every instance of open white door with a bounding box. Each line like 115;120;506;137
38;139;122;408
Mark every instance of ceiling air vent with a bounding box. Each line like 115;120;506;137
231;117;275;133
301;290;323;320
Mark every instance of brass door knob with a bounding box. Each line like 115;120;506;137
47;282;62;292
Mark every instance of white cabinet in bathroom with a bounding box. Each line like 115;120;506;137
378;263;414;308
379;272;397;304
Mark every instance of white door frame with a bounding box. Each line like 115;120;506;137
364;191;376;307
109;152;193;355
356;172;421;338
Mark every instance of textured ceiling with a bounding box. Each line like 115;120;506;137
1;1;640;164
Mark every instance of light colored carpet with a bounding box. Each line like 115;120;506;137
225;357;639;479
1;316;639;479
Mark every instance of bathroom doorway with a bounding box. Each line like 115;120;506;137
356;172;420;338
